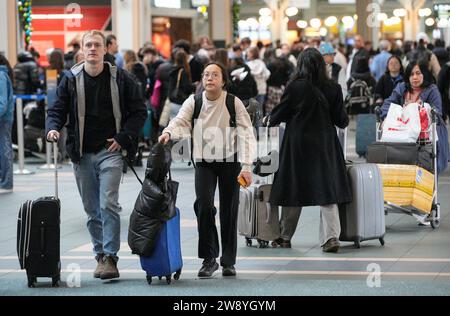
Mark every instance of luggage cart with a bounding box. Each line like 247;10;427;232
373;106;440;229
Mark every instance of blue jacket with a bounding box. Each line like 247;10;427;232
0;66;14;123
382;82;449;174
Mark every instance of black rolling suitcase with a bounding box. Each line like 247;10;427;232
17;143;61;288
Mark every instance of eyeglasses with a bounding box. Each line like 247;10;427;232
202;72;220;80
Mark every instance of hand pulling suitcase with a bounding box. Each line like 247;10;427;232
355;114;376;157
339;163;386;248
17;142;61;288
140;207;183;285
238;127;280;248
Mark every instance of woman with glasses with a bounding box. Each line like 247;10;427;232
159;62;256;278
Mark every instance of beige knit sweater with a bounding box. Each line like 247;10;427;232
163;91;257;172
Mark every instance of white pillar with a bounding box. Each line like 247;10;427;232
112;0;151;52
398;0;426;41
0;0;18;64
209;0;233;48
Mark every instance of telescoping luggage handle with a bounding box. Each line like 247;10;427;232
53;142;58;199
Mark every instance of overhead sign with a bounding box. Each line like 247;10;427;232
328;0;355;3
290;0;310;8
154;0;181;9
191;0;209;7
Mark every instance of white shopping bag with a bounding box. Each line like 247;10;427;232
381;102;421;143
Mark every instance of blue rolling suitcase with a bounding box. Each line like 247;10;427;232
142;108;153;140
140;208;183;285
355;114;376;157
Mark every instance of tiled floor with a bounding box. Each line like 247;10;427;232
1;120;450;296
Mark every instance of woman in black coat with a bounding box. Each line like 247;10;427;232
267;48;352;253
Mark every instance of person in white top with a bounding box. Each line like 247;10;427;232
159;62;256;278
334;43;348;75
246;46;271;105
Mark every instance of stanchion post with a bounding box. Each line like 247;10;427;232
14;97;34;175
39;95;59;169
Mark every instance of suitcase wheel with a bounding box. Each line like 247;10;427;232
245;238;252;247
430;204;440;229
257;239;269;248
27;276;37;288
354;240;361;249
174;269;181;281
146;275;152;285
379;238;385;246
166;275;172;285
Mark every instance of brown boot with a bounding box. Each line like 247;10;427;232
93;254;105;279
100;256;120;280
322;238;340;253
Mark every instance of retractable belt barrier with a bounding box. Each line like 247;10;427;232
13;94;46;175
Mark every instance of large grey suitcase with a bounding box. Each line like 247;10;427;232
339;163;385;248
238;182;280;248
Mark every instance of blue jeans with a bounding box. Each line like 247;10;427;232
0;119;13;190
73;149;124;260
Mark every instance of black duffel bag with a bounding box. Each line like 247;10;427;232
366;142;433;172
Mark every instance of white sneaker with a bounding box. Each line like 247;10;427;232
0;188;13;194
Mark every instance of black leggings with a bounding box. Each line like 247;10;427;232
194;160;241;267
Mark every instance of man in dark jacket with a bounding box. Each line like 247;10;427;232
13;51;41;95
347;34;370;81
46;30;147;281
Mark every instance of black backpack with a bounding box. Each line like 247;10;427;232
346;78;372;114
192;93;236;127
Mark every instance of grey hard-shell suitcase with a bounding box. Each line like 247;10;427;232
238;127;280;248
237;182;280;248
339;163;385;248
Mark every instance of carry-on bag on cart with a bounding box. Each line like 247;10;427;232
17;142;61;288
366;142;433;172
238;127;280;248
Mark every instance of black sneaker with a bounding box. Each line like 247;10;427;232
322;238;340;253
271;238;291;248
222;266;236;277
198;258;219;278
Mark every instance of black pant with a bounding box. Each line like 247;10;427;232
194;160;241;267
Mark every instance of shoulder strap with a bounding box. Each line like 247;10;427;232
225;93;236;128
192;93;203;127
190;93;203;169
176;68;183;89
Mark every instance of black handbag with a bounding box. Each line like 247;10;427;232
366;142;433;172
